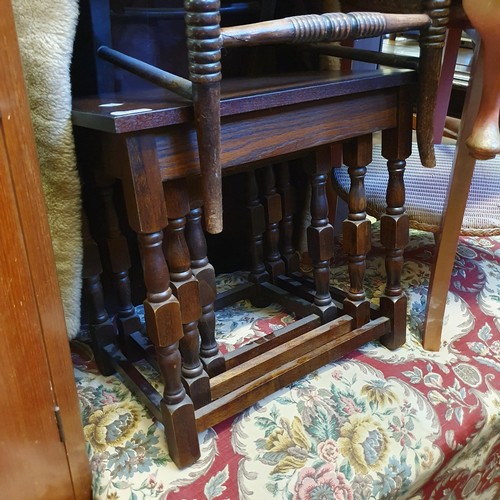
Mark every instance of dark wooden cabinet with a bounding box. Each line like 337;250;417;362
0;2;91;498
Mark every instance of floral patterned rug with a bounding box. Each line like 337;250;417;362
73;228;500;499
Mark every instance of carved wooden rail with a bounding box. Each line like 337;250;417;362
221;11;429;46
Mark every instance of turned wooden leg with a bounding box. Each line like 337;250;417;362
123;133;199;468
247;169;269;284
304;147;336;323
186;206;225;377
260;165;286;281
82;213;117;376
379;111;412;349
139;231;200;465
97;177;142;358
276;163;300;274
186;0;223;234
163;179;210;409
417;0;450;166
342;135;372;328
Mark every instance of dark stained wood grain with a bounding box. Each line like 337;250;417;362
156;88;401;180
276;163;300;274
195;317;391;432
246;169;270;285
96;177;142;358
210;315;356;400
72;69;416;133
73;37;417;468
342;135;373;328
305;147;337;322
260;165;286;281
186;207;225;376
224;314;322;369
82;213;117;376
379;86;413;349
163;180;210;409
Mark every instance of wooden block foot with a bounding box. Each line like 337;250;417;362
181;370;211;409
312;302;337;324
344;299;371;329
283;252;300;275
266;258;286;282
201;353;226;377
379;294;407;349
117;313;142;336
117;314;143;361
90;320;117;376
161;398;200;469
248;268;270;285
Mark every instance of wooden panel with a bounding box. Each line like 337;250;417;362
0;2;90;498
156;89;399;180
0;108;78;500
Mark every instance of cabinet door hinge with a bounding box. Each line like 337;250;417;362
54;406;65;443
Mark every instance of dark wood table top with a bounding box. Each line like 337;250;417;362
72;68;416;134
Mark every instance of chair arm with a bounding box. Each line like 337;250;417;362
221;12;430;47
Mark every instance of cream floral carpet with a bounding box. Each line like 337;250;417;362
73;227;500;499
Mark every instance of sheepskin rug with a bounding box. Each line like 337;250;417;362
12;0;82;339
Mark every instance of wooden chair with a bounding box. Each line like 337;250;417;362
423;0;500;350
317;0;456;169
73;6;431;468
333;0;500;351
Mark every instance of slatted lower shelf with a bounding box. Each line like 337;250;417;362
104;314;390;433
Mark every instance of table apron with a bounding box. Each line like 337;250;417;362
154;88;402;181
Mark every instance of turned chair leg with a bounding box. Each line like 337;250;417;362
417;0;450;166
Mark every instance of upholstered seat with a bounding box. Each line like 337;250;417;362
333;143;500;236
